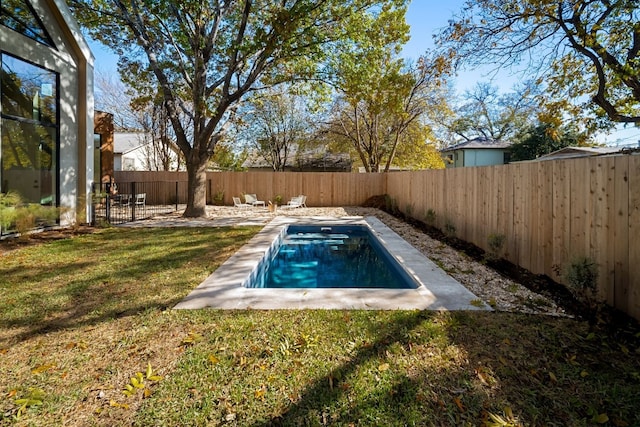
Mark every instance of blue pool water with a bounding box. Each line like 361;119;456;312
246;225;417;289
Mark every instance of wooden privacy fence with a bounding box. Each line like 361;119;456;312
116;155;640;320
387;155;640;320
114;171;386;207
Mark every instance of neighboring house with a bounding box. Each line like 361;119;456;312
531;146;626;161
441;137;512;168
1;0;94;225
113;132;184;171
242;146;352;172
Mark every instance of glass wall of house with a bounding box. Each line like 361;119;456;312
93;133;102;185
1;52;59;232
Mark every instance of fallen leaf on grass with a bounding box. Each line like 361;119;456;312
66;341;88;350
145;363;163;381
31;364;56;374
378;363;390;372
109;400;130;409
453;396;464;411
475;366;496;386
180;332;203;347
254;386;266;400
592;413;609;424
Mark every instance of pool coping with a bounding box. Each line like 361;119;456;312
174;216;488;310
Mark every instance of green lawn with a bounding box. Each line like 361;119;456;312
1;227;639;426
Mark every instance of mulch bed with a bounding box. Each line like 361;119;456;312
0;225;96;255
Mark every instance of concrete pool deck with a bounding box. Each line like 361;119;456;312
174;216;487;311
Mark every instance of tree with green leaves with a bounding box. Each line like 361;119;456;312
510;122;586;161
324;0;447;172
236;87;312;171
71;0;408;216
209;143;247;171
436;0;640;129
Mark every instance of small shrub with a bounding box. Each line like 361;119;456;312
444;219;456;237
14;204;59;238
0;191;21;233
273;194;283;206
424;208;436;226
384;195;398;214
213;189;225;206
404;203;414;217
563;256;601;321
486;233;507;261
1;193;59;237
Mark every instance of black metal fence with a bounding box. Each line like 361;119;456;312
91;181;181;225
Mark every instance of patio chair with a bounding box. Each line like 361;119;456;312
134;193;146;213
116;193;131;208
233;197;251;209
244;193;265;207
281;195;304;209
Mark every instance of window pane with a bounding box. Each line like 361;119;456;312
0;0;55;47
1;54;57;125
1;119;56;205
93;133;101;185
1;54;58;221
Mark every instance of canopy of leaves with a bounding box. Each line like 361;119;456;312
324;1;447;172
510;123;585;161
436;0;640;127
71;0;408;215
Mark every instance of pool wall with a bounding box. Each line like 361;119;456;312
246;224;420;289
174;216;487;310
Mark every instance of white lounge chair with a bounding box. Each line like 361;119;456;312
244;193;265;207
233;197;251;209
281;195;305;209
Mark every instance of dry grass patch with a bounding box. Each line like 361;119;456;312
0;227;258;425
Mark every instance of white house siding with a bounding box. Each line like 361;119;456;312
114;132;184;171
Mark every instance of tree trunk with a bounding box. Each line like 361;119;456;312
183;155;208;218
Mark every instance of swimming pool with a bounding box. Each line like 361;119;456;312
174;216;486;310
247;224;418;289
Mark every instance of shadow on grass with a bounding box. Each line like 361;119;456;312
251;311;640;426
0;227;257;346
251;311;487;426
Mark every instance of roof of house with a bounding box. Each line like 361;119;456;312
532;146;623;161
113;132;147;155
441;137;512;152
